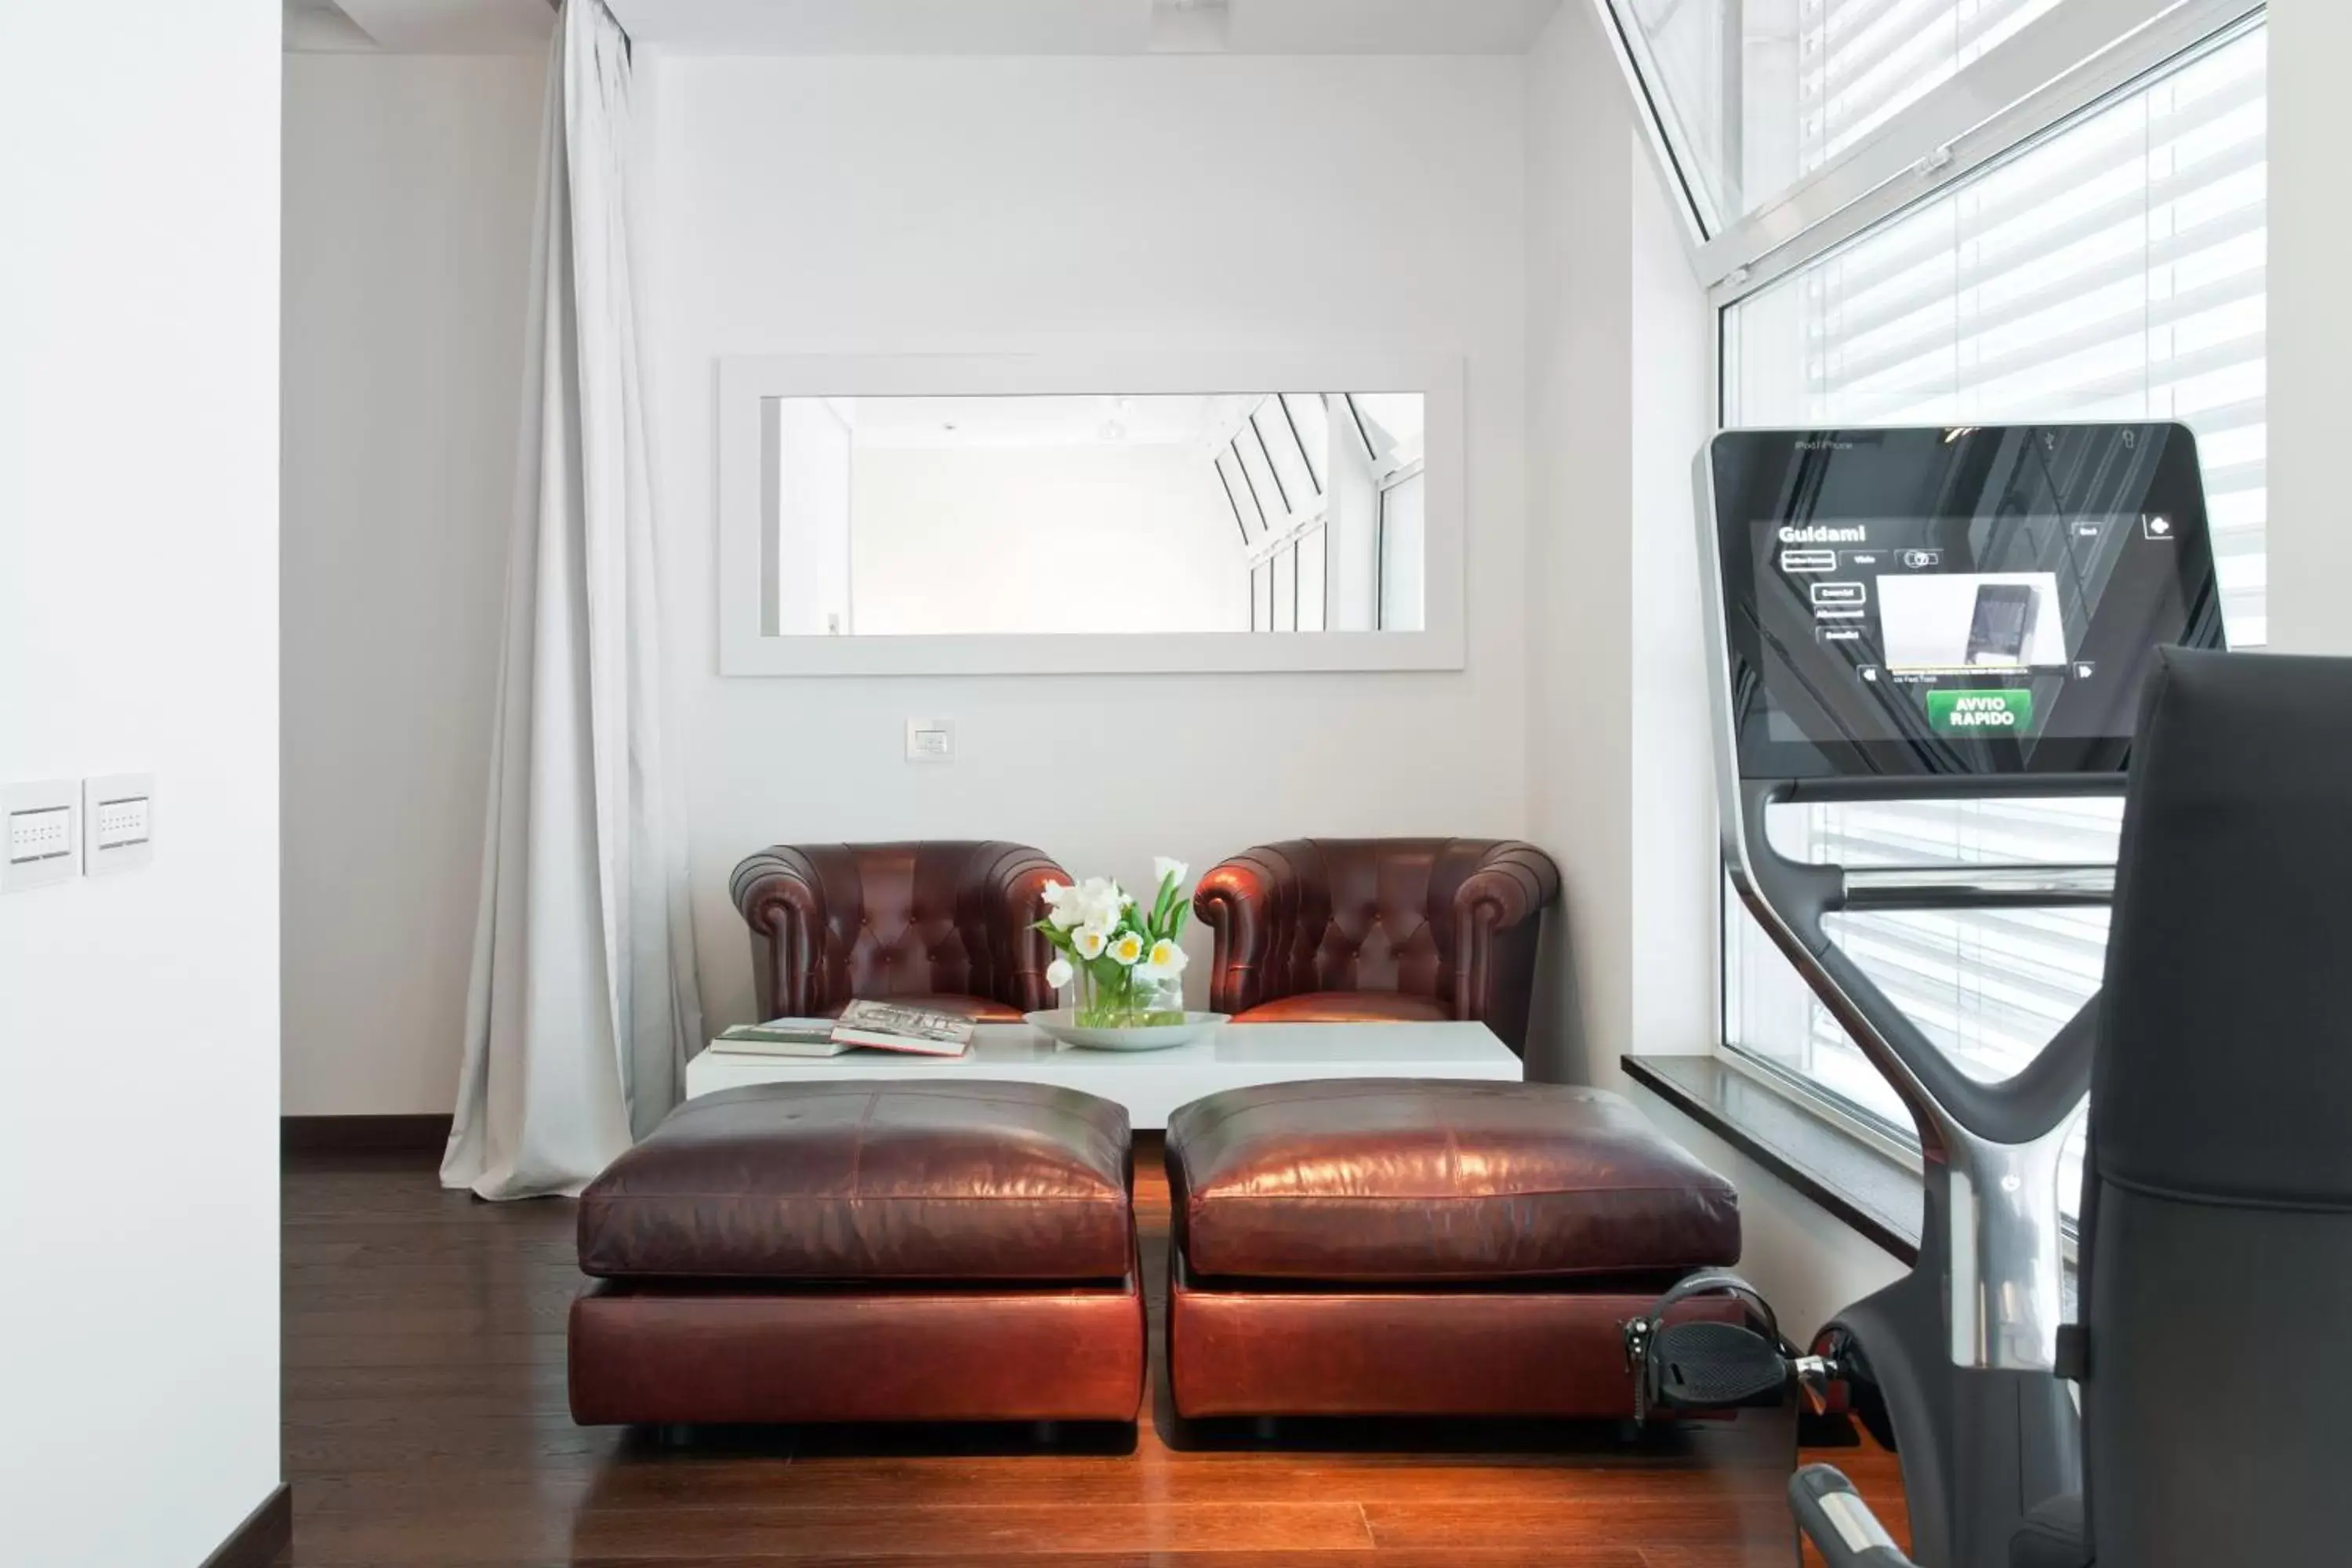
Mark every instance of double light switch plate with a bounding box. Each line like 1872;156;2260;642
1;773;157;891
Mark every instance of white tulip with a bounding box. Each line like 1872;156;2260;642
1073;925;1110;960
1062;877;1119;931
1045;956;1074;990
1139;938;1189;980
1108;931;1147;967
1153;856;1189;887
1041;880;1084;930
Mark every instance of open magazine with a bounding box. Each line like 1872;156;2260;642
828;1000;974;1056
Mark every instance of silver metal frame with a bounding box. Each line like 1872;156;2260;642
1588;0;2265;302
1840;863;2115;909
1586;0;1726;243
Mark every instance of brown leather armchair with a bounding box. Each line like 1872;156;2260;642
730;841;1069;1023
1192;838;1560;1054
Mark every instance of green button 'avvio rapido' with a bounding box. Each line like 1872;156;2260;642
1926;688;2034;732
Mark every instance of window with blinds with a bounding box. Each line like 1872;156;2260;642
1798;0;2064;173
1718;21;2267;1152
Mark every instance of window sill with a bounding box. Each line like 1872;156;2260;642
1622;1054;1922;1265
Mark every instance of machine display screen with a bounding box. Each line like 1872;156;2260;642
1709;424;2223;777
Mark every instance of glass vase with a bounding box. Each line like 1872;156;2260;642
1072;965;1186;1029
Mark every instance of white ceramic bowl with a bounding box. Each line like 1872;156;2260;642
1023;1009;1229;1051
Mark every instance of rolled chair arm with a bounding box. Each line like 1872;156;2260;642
1194;844;1317;1018
1788;1465;1918;1568
731;846;829;1019
1451;841;1560;931
1448;840;1561;1052
964;842;1069;1014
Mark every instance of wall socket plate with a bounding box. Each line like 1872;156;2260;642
84;772;155;877
906;718;956;764
2;779;82;893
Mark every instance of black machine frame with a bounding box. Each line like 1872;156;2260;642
1694;422;2225;1568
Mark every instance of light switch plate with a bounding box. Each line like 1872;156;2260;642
85;773;155;877
906;717;956;764
2;779;82;893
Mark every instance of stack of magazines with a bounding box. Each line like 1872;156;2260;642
709;999;975;1059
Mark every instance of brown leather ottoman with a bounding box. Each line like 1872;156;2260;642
569;1080;1146;1426
1164;1079;1741;1419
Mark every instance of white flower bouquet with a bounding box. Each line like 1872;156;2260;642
1035;858;1192;1028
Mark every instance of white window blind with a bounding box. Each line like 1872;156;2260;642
1729;22;2267;638
1719;22;2267;1149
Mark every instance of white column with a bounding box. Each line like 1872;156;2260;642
1524;4;1719;1087
0;2;283;1563
2267;5;2352;654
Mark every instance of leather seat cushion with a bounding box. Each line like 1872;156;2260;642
1167;1079;1740;1282
822;993;1026;1023
2011;1492;2089;1568
579;1081;1133;1283
1232;992;1451;1026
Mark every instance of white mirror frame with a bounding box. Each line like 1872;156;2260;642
717;351;1466;676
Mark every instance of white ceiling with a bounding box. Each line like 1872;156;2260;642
303;0;1564;56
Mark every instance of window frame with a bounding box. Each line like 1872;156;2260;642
1590;0;2265;291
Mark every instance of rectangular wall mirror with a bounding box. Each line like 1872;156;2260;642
719;354;1462;675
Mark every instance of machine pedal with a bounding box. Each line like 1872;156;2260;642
1650;1320;1794;1408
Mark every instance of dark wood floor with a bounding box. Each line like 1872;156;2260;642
281;1142;1907;1566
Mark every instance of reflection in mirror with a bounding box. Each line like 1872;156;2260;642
763;392;1426;637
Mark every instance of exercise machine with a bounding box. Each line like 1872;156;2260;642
1692;423;2223;1566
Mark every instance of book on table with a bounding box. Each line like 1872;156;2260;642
710;1018;852;1058
708;1002;975;1059
828;999;975;1057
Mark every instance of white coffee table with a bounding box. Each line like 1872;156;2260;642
684;1019;1522;1129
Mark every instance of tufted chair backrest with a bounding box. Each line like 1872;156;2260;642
730;841;1068;1019
1193;838;1559;1051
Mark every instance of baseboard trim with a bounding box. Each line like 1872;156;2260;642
199;1483;290;1568
281;1113;452;1155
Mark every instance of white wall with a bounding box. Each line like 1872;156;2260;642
1523;3;1717;1086
1524;6;1631;1085
641;53;1537;1030
1623;84;1719;1079
1521;4;1902;1335
2267;2;2350;655
281;54;544;1115
0;3;282;1562
849;443;1249;634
